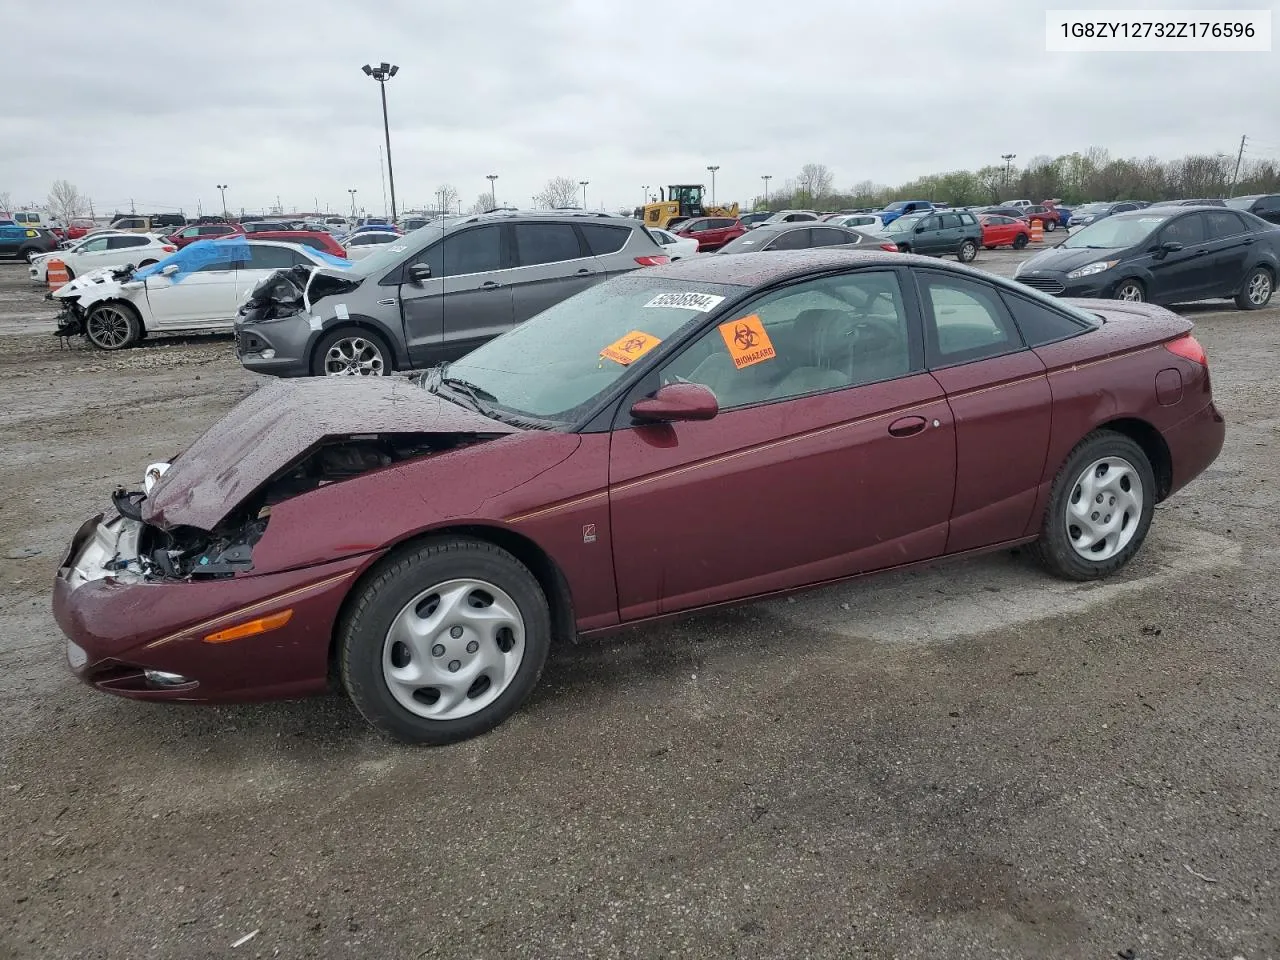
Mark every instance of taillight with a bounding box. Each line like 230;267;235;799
634;255;670;266
879;242;899;252
162;245;177;252
1165;334;1207;366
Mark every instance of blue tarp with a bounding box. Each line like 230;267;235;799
132;237;351;283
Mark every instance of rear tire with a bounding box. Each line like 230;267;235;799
1033;430;1155;581
339;537;552;745
1013;233;1029;250
85;302;142;350
957;239;978;263
1235;266;1273;310
1045;220;1057;232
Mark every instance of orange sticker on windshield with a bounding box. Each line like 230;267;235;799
718;315;776;369
600;330;661;366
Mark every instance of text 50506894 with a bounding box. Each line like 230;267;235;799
1046;9;1272;51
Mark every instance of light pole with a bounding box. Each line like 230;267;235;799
361;62;400;221
216;184;228;219
1001;153;1017;191
486;174;498;210
579;180;589;209
761;175;772;209
706;165;720;208
348;189;358;218
641;185;649;209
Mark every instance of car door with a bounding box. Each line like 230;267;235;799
65;235;113;273
1201;210;1254;296
398;224;512;365
608;268;956;619
0;225;22;257
1149;213;1209;302
936;213;965;253
763;228;812;251
913;269;1052;553
509;221;601;323
913;215;943;254
143;254;242;329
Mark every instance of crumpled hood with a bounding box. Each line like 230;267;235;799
52;266;136;300
143;377;519;530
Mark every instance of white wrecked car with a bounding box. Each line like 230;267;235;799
52;237;352;350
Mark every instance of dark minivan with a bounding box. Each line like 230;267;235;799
1014;206;1278;309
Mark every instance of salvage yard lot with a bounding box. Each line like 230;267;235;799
1;251;1278;958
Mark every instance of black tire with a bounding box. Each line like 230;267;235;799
957;239;978;263
1033;430;1156;581
897;243;911;253
1013;233;1029;250
1114;279;1145;302
84;302;142;350
1235;265;1274;310
339;537;552;745
63;266;75;281
311;326;393;377
1045;220;1057;232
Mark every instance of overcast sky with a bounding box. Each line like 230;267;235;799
2;0;1277;217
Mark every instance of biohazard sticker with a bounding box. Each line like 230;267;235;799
600;330;662;366
718;315;776;369
643;291;726;312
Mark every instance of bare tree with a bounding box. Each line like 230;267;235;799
434;183;459;214
0;191;11;215
47;180;88;223
533;176;580;209
470;193;493;215
795;163;835;205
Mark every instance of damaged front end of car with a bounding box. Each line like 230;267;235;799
52;263;141;339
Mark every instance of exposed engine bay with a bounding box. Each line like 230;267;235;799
71;432;482;586
53;263;143;338
239;265;360;323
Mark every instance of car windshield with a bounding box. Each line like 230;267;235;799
431;275;744;424
342;228;439;276
1072;203;1110;215
1059;214;1168;248
886;214;923;233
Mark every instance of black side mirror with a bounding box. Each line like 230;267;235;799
1156;240;1183;258
914;225;926;233
407;263;432;283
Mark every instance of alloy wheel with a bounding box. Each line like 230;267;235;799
381;578;526;721
1248;271;1272;306
86;306;134;349
323;335;385;376
1116;282;1144;302
1065;456;1144;562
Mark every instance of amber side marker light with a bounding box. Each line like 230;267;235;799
203;609;294;644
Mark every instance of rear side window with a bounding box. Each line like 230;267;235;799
918;272;1023;365
940;214;961;229
1204;211;1248;239
999;291;1088;347
107;235;149;249
578;223;629;256
244;245;301;269
959;213;977;225
809;227;853;246
513;222;583;266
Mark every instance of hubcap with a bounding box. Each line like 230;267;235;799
381;578;526;721
1117;283;1143;302
1248;272;1271;305
87;307;132;348
1065;456;1143;562
324;336;385;376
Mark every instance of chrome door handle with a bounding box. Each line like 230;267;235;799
481;281;502;289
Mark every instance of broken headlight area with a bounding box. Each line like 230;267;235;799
239;267;361;324
78;433;472;585
54;298;85;338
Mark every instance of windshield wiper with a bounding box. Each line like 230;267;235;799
426;364;498;414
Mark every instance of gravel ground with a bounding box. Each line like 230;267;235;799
1;253;1277;960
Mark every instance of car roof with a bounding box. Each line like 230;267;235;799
644;248;903;287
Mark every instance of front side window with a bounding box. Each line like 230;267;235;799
660;271;913;410
918;272;1022;365
80;237;111;252
416;225;503;277
1160;214;1206;246
766;229;811;251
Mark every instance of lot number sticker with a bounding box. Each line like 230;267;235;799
718;315;776;369
601;330;662;366
644;292;726;312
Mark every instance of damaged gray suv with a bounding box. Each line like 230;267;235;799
235;210;670;376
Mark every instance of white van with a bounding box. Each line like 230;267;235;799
13;210;64;231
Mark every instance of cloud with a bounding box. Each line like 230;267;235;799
1;0;1275;215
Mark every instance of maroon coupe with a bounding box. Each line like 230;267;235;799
52;251;1225;744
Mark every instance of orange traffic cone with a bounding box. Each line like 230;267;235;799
1029;220;1044;244
47;259;69;288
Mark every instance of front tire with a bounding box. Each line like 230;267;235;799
1045;220;1057;232
957;239;978;263
1033;431;1155;581
1235;266;1273;310
339;538;552;745
1013;233;1029;250
313;326;392;376
1114;279;1145;302
85;302;142;350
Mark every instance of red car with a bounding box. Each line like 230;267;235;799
168;222;245;248
245;230;347;258
979;214;1031;250
64;219;97;241
52;251;1224;744
674;216;747;251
